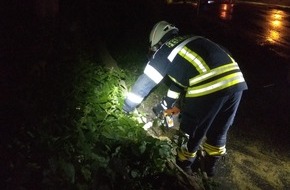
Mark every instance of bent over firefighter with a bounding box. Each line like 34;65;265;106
123;21;248;177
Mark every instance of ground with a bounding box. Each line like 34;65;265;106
135;86;290;189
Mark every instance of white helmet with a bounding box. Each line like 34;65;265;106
149;21;179;50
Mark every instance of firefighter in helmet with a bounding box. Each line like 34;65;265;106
123;21;248;177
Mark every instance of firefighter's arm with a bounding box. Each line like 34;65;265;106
153;83;182;116
123;74;158;113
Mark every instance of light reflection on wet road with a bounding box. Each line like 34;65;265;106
207;3;290;59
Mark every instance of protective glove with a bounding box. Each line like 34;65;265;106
122;106;132;114
152;99;168;117
122;108;130;115
123;101;135;114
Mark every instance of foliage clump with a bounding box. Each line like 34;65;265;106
16;57;178;189
66;61;177;189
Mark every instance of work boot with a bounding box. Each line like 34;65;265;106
176;147;196;176
176;159;194;176
191;149;204;172
204;155;221;177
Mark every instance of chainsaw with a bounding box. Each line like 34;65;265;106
162;106;180;128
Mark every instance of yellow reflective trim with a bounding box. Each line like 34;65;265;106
167;36;201;62
167;89;180;99
189;63;239;86
186;73;245;97
178;46;210;74
183;151;196;158
177;147;196;161
228;54;236;63
177;150;187;161
168;75;187;88
203;143;226;156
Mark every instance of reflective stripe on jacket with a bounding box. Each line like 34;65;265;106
124;35;248;112
164;36;247;98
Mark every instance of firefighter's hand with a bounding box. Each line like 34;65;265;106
123;100;135;114
152;104;164;117
152;100;167;117
164;106;180;115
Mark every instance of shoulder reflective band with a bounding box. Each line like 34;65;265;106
126;92;144;104
189;62;239;86
186;72;245;97
203;143;226;156
167;36;201;62
167;89;180;99
168;75;187;88
144;64;163;84
179;46;209;74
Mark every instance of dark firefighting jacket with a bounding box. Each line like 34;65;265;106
123;35;248;113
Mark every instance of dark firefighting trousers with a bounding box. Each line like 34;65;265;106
179;91;243;157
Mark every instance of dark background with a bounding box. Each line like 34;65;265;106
1;0;289;189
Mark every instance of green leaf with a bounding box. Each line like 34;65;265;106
112;146;121;157
91;153;109;168
81;167;91;181
62;162;75;184
131;169;139;178
139;141;146;154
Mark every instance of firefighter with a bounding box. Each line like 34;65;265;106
123;21;248;177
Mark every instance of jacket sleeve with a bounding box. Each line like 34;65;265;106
123;73;158;113
123;49;169;113
164;82;183;108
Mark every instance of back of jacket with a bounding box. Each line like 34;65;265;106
147;35;248;98
123;35;248;113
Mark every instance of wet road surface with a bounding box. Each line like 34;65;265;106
205;3;290;59
166;2;290;87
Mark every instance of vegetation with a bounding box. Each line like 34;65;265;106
2;45;193;189
0;1;186;189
